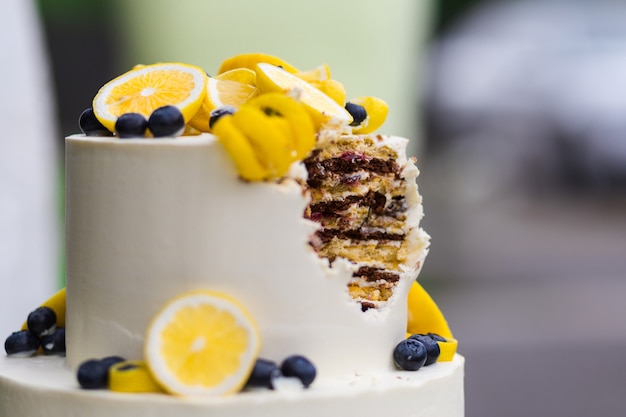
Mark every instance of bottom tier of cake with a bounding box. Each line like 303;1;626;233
0;354;464;417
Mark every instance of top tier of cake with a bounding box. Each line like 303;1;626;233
65;133;429;380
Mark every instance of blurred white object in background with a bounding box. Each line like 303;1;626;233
0;1;58;338
420;0;626;283
425;0;626;196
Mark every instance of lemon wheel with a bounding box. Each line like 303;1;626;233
188;77;256;132
144;290;261;396
92;63;208;132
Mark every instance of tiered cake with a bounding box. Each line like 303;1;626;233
0;54;464;417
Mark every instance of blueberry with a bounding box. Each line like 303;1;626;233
208;105;236;129
345;102;367;127
79;108;113;136
100;355;126;370
41;328;66;355
427;333;447;343
115;113;147;138
76;356;126;389
408;334;441;366
280;355;316;388
245;358;282;389
27;306;56;336
77;359;109;389
4;330;40;357
148;105;185;138
393;338;427;371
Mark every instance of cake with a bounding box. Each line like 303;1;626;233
0;54;464;416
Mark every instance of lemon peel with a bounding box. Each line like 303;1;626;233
231;106;293;177
212;116;268;181
349;96;389;134
246;93;316;159
218;53;298;74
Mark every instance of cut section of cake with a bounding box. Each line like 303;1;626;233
304;134;429;310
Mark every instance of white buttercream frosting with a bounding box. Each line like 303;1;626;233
0;355;464;417
64;134;429;379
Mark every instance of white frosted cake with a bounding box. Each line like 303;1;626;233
0;54;464;416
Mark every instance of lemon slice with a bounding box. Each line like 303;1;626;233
437;338;459;362
348;96;388;134
21;287;66;331
92;63;208;132
407;281;453;339
313;79;347;107
215;68;257;86
109;361;163;393
218;53;298;74
145;290;261;396
406;281;457;362
256;63;353;128
294;64;331;83
206;78;256;109
188;77;256;132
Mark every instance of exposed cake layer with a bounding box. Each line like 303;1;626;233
0;355;464;417
64;134;424;378
303;135;428;309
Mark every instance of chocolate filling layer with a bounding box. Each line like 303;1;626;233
305;154;400;188
353;266;400;283
315;228;405;243
309;191;388;215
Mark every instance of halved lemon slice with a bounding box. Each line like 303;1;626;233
92;63;208;132
313;79;347;107
406;281;457;362
145;290;261;396
218;53;298;74
188;77;256;132
406;280;457;361
215;68;257;86
256;63;353;128
294;64;331;83
407;280;453;339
